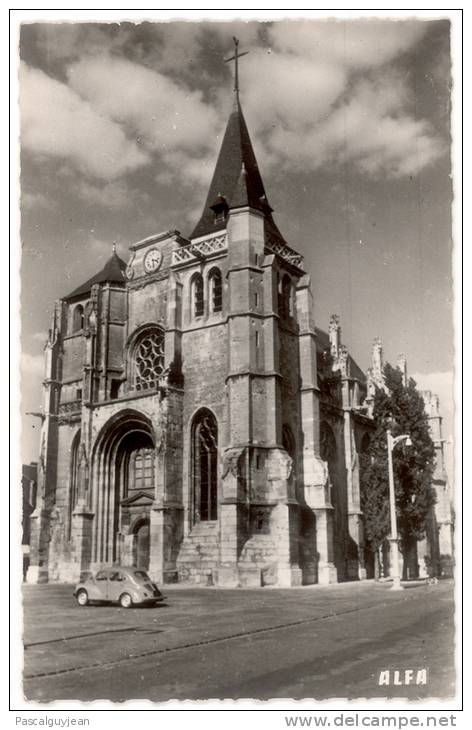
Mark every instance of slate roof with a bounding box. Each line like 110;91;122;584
64;252;127;300
190;99;286;244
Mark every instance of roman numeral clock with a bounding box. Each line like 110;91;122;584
143;248;162;273
125;233;167;280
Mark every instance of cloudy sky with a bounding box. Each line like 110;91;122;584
18;16;455;471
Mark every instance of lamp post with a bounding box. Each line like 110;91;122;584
386;429;412;590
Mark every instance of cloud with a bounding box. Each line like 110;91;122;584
75;179;150;210
30;331;47;343
22;190;56;211
20;20;447;191
240;38;445;179
268;20;427;69
21;352;44;378
411;371;454;413
66;54;221;155
201;20;444;179
134;23;208;78
20;62;149;179
301;75;444;177
242;49;347;132
155;148;216;189
30;22;133;64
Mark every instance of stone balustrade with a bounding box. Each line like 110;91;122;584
171;234;228;266
265;235;304;268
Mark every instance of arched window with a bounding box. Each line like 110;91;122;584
191;274;204;318
208;268;222;313
68;430;81;539
132;448;154;491
133;327;165;392
72;304;84;332
118;432;155;498
192;409;218;522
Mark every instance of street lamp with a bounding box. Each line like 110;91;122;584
386;429;412;591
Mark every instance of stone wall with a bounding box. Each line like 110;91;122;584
62;334;85;382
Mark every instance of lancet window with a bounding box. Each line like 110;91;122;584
208;268;222;313
191;274;204;318
192;409;218;522
68;430;81;539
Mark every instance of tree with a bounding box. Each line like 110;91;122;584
360;363;436;579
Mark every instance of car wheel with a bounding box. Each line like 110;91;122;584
76;589;89;607
119;592;133;609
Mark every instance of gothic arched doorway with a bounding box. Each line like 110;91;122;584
91;410;156;565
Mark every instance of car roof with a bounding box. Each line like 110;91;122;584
95;566;146;575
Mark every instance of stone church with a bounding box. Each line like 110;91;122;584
26;88;453;587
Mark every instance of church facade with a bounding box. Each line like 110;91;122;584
26;97;453;587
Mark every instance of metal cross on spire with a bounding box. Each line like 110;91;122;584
224;37;248;98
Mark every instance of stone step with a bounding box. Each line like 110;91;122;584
178;523;219;548
176;522;221;586
177;545;219;563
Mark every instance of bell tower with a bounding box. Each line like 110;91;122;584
183;39;336;587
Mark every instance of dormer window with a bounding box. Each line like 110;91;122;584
210;194;229;225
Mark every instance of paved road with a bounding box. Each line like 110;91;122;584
22;580;455;702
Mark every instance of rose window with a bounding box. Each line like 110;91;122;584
134;330;165;391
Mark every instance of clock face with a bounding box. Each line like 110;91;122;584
143;248;162;273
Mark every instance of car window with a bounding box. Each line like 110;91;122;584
134;571;150;582
109;571;125;582
95;570;108;581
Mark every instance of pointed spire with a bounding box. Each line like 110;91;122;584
329;314;341;359
372;337;383;380
191;40;287;244
397;353;407;386
190;99;286;244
